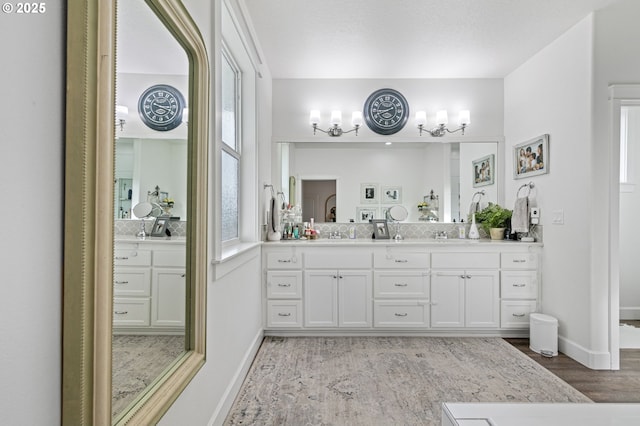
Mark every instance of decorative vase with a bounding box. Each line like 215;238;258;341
468;213;480;239
489;227;505;240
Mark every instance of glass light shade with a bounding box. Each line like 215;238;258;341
458;110;471;125
436;110;448;125
415;111;427;126
309;110;321;125
351;111;363;127
116;105;129;118
330;110;342;126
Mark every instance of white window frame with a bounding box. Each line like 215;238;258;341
221;45;242;246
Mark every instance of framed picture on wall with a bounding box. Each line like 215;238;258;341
360;183;378;204
356;207;377;223
513;134;549;179
472;154;495;187
381;186;402;203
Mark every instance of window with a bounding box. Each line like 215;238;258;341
221;50;240;242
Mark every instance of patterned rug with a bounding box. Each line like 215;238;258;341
111;335;185;418
225;337;590;425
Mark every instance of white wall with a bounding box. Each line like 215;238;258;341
0;4;64;424
504;16;595;363
273;78;504;141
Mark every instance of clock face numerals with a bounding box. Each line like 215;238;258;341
138;84;185;131
364;89;409;135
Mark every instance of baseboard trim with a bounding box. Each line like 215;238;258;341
208;329;264;426
558;335;612;370
620;307;640;320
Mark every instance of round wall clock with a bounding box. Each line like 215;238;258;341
363;88;409;135
138;84;185;131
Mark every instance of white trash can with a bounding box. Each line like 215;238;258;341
529;313;558;357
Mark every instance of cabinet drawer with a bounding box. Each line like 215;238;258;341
431;252;499;269
501;271;538;299
374;271;429;299
500;300;537;328
114;249;152;266
153;249;186;267
113;298;150;327
304;249;371;269
374;301;429;327
114;269;151;297
374;251;429;269
266;251;300;269
501;252;538;269
267;300;302;327
267;271;302;299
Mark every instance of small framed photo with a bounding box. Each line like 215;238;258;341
150;216;169;237
360;183;378;204
372;219;390;239
356;207;377;223
514;134;549;179
381;186;402;203
472;154;495;187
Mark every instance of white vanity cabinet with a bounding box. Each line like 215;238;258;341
113;239;186;334
265;248;303;328
262;241;541;336
373;247;430;328
500;252;539;328
430;253;500;328
303;248;372;328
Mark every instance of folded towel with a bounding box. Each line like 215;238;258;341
511;197;529;233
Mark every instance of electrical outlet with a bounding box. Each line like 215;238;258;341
530;207;540;224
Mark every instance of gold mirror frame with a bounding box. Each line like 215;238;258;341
62;1;209;424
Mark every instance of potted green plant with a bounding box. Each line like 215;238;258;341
473;203;513;240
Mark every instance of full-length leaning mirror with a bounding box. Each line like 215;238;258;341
63;1;209;425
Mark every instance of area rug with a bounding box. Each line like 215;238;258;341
620;324;640;348
111;335;185;418
225;337;590;426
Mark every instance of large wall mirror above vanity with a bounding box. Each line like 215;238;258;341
63;1;209;425
279;139;503;224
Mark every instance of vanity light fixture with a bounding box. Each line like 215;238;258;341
310;110;363;137
116;105;129;131
415;109;470;137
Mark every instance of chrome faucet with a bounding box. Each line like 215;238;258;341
434;230;448;240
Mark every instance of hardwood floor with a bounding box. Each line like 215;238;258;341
506;338;640;403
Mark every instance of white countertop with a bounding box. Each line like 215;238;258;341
115;235;186;245
265;238;542;247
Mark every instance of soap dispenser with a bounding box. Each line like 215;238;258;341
468;213;480;240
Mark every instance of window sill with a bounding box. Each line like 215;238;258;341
213;241;262;264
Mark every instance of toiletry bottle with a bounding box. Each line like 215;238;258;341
349;225;356;239
458;225;466;239
468;213;480;239
293;225;299;239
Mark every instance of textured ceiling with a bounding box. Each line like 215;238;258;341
243;0;619;79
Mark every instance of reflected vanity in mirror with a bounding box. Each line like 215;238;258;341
281;140;502;225
63;0;208;425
